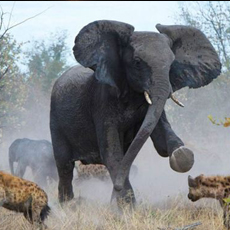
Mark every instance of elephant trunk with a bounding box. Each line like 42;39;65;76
9;155;14;175
114;80;170;191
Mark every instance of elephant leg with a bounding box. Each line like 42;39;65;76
49;165;58;183
151;110;194;173
96;123;136;206
51;127;74;203
15;162;27;178
33;171;47;188
111;177;136;208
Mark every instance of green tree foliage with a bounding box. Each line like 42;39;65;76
0;29;70;142
0;10;28;142
176;1;230;72
0;6;70;142
20;31;71;141
208;115;230;127
25;30;70;94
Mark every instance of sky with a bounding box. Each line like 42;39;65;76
1;1;181;66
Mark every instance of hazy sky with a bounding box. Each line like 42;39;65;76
1;1;181;65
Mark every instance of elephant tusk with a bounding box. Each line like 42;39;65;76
170;94;184;107
144;91;152;105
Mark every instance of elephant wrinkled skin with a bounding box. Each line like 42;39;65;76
50;20;221;205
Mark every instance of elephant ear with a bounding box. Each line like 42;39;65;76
73;20;134;90
156;24;221;92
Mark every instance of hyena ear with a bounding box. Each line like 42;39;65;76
197;174;205;183
188;175;198;188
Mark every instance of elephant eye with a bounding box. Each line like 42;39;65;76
134;57;141;67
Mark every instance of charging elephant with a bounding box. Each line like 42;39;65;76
9;138;58;187
50;20;221;205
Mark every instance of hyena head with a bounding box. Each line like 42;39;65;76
187;174;207;202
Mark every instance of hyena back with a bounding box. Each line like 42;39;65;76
75;161;110;181
74;161;138;182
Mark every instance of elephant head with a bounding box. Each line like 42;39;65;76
73;20;221;190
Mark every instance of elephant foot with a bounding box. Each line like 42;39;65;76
111;186;136;209
58;191;74;204
169;146;194;173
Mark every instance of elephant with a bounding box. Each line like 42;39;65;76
9;138;58;187
50;20;221;205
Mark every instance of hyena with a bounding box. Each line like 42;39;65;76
0;171;50;229
188;174;230;229
75;161;138;183
75;161;110;182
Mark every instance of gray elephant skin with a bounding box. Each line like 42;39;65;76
50;20;221;204
9;138;58;187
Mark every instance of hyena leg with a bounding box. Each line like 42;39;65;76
223;205;230;230
23;196;33;224
31;198;49;229
24;208;47;230
23;210;33;225
0;187;6;206
30;205;44;228
219;200;230;229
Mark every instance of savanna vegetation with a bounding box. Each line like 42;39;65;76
0;2;229;230
0;7;70;145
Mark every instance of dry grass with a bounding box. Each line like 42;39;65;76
0;182;226;230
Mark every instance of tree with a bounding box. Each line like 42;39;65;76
17;30;71;141
0;5;70;146
25;30;70;94
208;116;230;127
176;1;230;72
0;8;28;142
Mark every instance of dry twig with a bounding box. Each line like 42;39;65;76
158;222;202;230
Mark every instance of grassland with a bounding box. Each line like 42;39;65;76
0;187;225;230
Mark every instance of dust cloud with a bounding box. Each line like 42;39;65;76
0;76;229;207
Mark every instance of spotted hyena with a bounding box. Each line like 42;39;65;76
75;161;138;183
75;161;110;182
0;170;50;229
188;174;230;229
